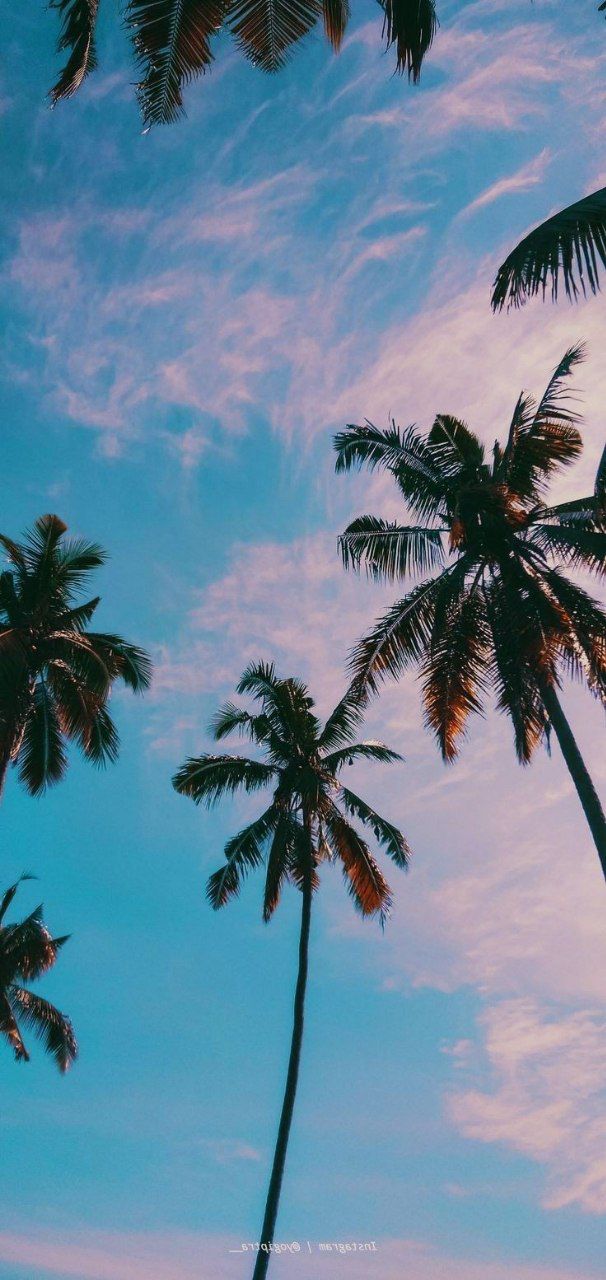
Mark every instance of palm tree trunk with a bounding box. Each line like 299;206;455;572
251;859;313;1280
541;683;606;884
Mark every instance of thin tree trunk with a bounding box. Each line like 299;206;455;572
251;855;313;1280
541;682;606;884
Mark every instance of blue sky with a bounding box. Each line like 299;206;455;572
1;1;606;1276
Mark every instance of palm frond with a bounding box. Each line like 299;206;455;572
322;0;349;48
484;579;549;762
207;805;279;908
339;786;410;867
421;585;489;760
49;0;99;104
339;515;444;581
350;560;470;694
379;0;437;80
492;186;606;310
18;682;66;796
540;569;606;701
1;910;66;983
324;740;402;771
9;987;77;1072
530;524;606;577
323;803;392;921
229;0;322;72
317;682;367;751
427;414;485;478
0;994;29;1063
334;420;448;522
127;0;225;127
263;810;297;920
86;634;152;691
172;753;276;806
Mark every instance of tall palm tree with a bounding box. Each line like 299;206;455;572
48;0;438;126
173;660;409;1279
0;514;152;798
492;186;606;310
0;877;77;1072
334;344;606;882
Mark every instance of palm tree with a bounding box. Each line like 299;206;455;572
334;344;606;883
48;0;438;127
0;514;152;798
492;186;606;310
172;660;409;1279
0;877;77;1072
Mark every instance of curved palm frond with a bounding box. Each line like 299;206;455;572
379;0;437;80
9;988;77;1072
207;804;280;908
172;753;276;806
350;559;470;693
86;634;152;692
339;515;444;580
324;740;402;771
334;420;448;522
0;993;28;1063
18;682;67;796
339;786;410;867
323;802;392;921
127;0;225;127
492;186;606;310
421;585;489;761
530;524;606;577
49;0;100;104
427;414;485;478
317;682;367;750
263;810;298;920
228;0;322;71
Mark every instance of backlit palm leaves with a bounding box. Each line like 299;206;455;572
173;661;408;1276
0;878;77;1072
335;345;606;875
492;187;606;310
48;0;437;126
0;514;151;797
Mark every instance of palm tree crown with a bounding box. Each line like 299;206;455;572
335;344;606;764
48;0;438;127
0;877;77;1072
0;514;152;797
173;659;409;921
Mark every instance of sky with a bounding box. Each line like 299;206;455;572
1;0;606;1277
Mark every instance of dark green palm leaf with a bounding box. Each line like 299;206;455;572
421;586;489;760
334;420;448;522
127;0;225;126
427;414;485;478
9;987;77;1072
379;0;437;80
322;0;349;49
339;515;444;580
323;803;392;921
207;805;280;908
172;753;276;806
339;786;410;867
324;740;402;771
0;993;28;1063
492;186;606;310
18;682;66;796
49;0;100;104
86;634;152;692
228;0;322;71
350;560;470;693
530;525;606;577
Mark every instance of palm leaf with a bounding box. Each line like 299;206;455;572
228;0;322;72
324;740;402;771
0;993;28;1063
317;682;367;751
49;0;99;104
334;420;448;522
263;810;296;920
18;683;66;796
350;560;470;693
379;0;437;80
421;586;489;761
322;0;349;49
324;803;392;921
339;786;410;867
172;753;276;806
530;524;606;577
207;805;279;908
427;414;485;478
86;634;152;692
339;515;444;581
9;987;77;1072
492;186;606;310
127;0;225;127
